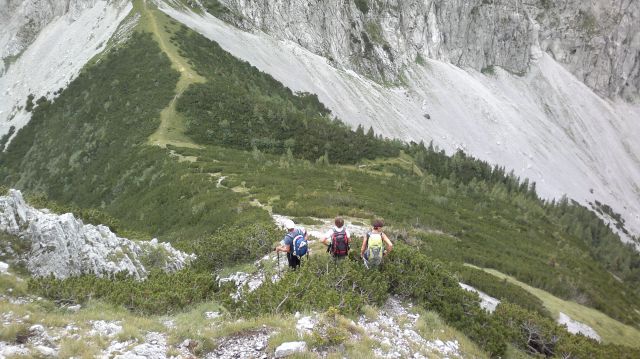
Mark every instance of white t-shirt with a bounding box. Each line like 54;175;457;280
324;226;350;240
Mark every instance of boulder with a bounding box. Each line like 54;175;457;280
34;345;57;357
295;316;315;335
66;304;81;313
274;341;307;358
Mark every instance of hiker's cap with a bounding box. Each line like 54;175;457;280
284;219;295;230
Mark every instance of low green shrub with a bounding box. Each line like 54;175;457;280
385;245;507;357
239;255;389;316
237;243;507;356
310;307;351;348
0;323;30;344
354;0;370;14
189;222;279;271
28;269;217;315
292;217;324;226
494;302;640;358
201;0;230;17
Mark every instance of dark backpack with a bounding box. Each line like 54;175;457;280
330;229;349;257
290;232;308;258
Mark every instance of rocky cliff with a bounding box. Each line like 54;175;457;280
0;0;131;148
0;189;194;279
0;0;102;74
219;0;640;101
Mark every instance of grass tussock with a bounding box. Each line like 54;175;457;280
58;338;101;359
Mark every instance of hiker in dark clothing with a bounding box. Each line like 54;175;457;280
275;219;308;269
321;216;351;261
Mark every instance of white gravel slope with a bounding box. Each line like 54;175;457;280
0;0;132;146
159;6;640;244
558;312;601;342
459;283;501;313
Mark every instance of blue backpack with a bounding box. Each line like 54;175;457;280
288;230;308;258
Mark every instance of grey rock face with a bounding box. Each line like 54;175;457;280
0;0;102;74
219;0;640;100
0;189;195;279
274;341;307;358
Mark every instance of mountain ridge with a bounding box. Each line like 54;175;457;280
1;0;639;240
159;1;640;243
1;3;640;356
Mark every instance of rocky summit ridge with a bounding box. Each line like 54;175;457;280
0;189;194;279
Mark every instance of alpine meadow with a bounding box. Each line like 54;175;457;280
1;0;640;358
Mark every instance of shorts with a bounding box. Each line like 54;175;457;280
287;253;301;269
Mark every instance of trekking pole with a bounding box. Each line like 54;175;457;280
277;251;281;279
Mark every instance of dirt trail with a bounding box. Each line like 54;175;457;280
143;0;205;149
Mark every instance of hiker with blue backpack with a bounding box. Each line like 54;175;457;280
320;216;351;261
275;219;308;270
361;219;393;269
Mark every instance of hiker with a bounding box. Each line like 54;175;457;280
361;219;393;268
321;216;351;261
275;219;308;270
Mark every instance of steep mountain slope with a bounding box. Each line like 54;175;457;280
0;0;131;147
1;0;639;242
218;0;640;101
1;1;640;356
160;2;640;245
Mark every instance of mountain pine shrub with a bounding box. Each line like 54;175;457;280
29;269;217;315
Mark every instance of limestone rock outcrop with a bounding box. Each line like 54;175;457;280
0;0;102;75
0;189;195;279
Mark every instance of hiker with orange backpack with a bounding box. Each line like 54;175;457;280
275;219;308;270
321;216;351;261
361;219;393;269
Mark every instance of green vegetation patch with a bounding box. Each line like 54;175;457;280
173;25;401;164
0;125;16;152
364;21;384;44
0;31;261;241
455;265;550;317
354;0;370;14
187;222;280;272
201;0;230;18
0;323;30;344
1;9;640;358
292;216;324;226
239;255;389;317
495;302;640;357
481;65;496;75
29;269;217;315
236;245;506;356
470;265;640;349
578;9;598;35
